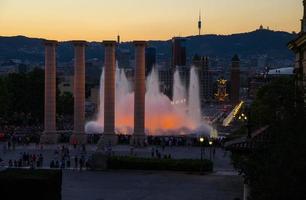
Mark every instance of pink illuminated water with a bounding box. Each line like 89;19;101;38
85;66;212;136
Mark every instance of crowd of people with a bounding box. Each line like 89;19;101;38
48;145;91;171
8;152;44;168
150;147;172;159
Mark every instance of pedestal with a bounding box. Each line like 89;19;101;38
130;135;147;147
40;131;59;144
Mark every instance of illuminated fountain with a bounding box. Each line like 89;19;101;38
85;65;212;136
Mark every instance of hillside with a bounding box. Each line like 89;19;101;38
0;29;296;63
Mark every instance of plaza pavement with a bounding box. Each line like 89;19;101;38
0;143;242;200
63;170;243;200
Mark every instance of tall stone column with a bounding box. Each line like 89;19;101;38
131;41;146;147
40;40;58;144
70;41;87;144
98;41;117;148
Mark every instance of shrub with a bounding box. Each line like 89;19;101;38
108;156;213;172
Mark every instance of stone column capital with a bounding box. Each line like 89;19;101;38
133;41;146;47
72;40;87;46
43;40;58;46
103;40;117;46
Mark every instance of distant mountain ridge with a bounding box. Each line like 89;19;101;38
0;29;296;63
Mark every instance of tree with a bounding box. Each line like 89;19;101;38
0;68;74;127
231;77;306;200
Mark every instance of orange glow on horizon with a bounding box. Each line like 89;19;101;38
0;0;302;41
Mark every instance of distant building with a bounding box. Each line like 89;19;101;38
192;55;213;105
267;67;294;76
145;47;157;76
230;55;240;105
117;49;131;68
248;67;294;99
288;0;306;107
171;37;186;69
198;11;202;36
58;75;74;95
158;68;172;96
89;87;99;104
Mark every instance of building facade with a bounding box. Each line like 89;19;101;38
145;47;157;76
288;0;306;107
192;55;213;105
171;37;186;69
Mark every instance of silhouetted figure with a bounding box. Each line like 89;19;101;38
50;160;55;168
8;141;11;150
8;160;12;167
55;160;59;168
82;144;86;153
79;158;84;171
67;159;71;168
74;156;78;168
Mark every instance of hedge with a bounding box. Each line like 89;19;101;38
108;156;213;172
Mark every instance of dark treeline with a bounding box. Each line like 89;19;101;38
0;68;73;127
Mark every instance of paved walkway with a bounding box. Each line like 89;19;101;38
63;170;243;200
0;143;235;172
0;143;242;200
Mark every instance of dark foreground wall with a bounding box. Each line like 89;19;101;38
0;169;62;200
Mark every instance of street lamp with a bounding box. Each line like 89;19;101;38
209;141;213;161
239;110;251;139
200;137;204;160
199;137;205;175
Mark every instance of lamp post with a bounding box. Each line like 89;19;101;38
239;111;250;139
199;137;205;175
200;137;204;160
209;141;213;161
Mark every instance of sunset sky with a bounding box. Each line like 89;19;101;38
0;0;302;41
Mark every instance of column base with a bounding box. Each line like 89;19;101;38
97;134;118;149
40;131;59;144
70;133;87;145
130;135;147;147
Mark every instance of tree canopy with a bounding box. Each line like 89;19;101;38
0;69;73;127
231;77;306;200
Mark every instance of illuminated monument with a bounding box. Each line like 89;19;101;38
41;40;88;144
70;41;87;144
40;40;58;144
215;78;229;102
131;41;147;147
41;38;213;146
98;41;118;147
